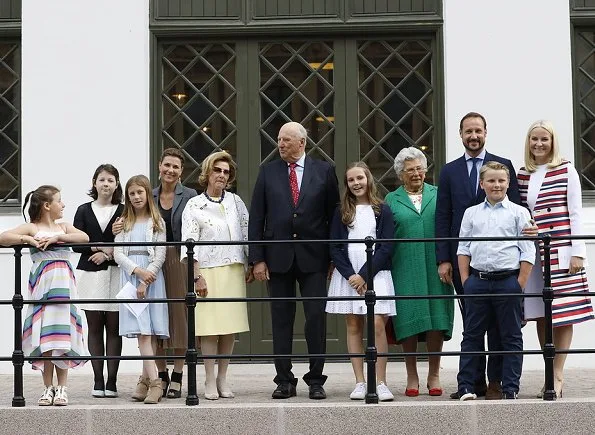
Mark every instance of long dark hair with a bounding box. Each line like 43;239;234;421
22;185;60;223
340;162;382;227
88;164;123;204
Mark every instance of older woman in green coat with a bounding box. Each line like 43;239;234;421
385;147;454;398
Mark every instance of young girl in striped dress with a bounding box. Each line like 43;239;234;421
0;185;89;406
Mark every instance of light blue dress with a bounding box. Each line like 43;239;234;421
119;221;169;339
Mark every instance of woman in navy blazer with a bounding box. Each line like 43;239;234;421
73;164;124;398
152;148;197;398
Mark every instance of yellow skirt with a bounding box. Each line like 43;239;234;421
196;263;249;336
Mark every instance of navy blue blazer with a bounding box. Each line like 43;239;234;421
329;203;394;282
435;152;521;266
73;202;124;271
152;182;198;242
248;156;340;274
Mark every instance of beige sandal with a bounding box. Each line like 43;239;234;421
38;386;55;406
53;386;68;406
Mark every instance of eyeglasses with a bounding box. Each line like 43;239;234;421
212;167;231;175
402;166;427;175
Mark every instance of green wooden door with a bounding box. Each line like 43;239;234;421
155;32;440;358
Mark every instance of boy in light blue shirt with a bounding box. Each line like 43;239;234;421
456;161;535;400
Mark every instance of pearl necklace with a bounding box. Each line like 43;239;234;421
204;189;225;204
404;187;423;195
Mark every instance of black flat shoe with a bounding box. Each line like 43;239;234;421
309;384;326;400
272;383;296;399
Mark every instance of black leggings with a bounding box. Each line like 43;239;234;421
84;310;122;390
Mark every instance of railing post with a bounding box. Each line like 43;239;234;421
12;246;25;407
364;236;378;404
184;240;199;406
542;234;556;401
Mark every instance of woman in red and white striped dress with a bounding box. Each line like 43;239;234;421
518;120;594;398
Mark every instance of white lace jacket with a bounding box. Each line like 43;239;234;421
180;192;249;268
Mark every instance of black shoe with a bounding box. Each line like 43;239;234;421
450;390;461;399
474;382;488;397
309;384;326;400
502;391;518;399
272;383;296;399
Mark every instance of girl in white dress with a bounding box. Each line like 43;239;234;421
0;185;89;406
326;162;396;402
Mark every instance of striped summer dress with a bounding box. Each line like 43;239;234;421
518;162;594;327
22;231;86;370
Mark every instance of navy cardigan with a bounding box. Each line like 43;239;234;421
329;203;394;282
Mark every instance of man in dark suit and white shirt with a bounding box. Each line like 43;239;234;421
435;112;521;400
249;121;339;400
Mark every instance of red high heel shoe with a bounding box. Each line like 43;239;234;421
428;385;443;396
405;386;419;397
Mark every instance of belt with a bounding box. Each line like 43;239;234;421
128;250;149;256
471;269;519;281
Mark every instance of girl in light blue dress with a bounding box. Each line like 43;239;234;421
114;175;168;404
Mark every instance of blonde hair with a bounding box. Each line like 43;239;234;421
523;120;563;172
340;162;383;227
121;175;164;233
479;161;510;180
198;151;237;188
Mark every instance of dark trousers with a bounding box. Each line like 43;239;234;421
457;274;523;394
453;267;502;385
269;263;328;387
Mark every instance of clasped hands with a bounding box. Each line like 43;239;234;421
348;274;366;295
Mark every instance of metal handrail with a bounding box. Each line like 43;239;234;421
1;233;584;405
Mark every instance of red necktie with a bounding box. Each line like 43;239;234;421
289;162;299;206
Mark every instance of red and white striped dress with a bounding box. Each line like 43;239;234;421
518;162;593;327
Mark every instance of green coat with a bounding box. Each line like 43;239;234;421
385;183;454;342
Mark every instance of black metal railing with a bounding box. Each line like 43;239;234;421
3;234;594;406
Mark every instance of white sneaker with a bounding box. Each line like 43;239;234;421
350;382;366;400
460;392;477;401
377;382;394;402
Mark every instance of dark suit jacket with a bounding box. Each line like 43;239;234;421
329;203;394;282
248;156;340;274
152;183;198;242
435;152;521;266
73;202;124;271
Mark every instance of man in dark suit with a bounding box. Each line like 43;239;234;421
249;121;339;400
435;112;521;400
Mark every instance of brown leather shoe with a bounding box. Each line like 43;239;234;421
485;381;502;400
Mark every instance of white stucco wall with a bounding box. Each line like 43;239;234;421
0;0;150;374
0;0;593;376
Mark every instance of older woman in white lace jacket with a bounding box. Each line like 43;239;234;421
180;150;253;400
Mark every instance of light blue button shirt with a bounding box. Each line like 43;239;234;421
457;196;535;272
465;149;486;193
288;153;305;189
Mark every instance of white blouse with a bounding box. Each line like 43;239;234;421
180;192;249;268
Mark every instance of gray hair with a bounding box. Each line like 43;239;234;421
393;147;427;175
283;121;308;141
